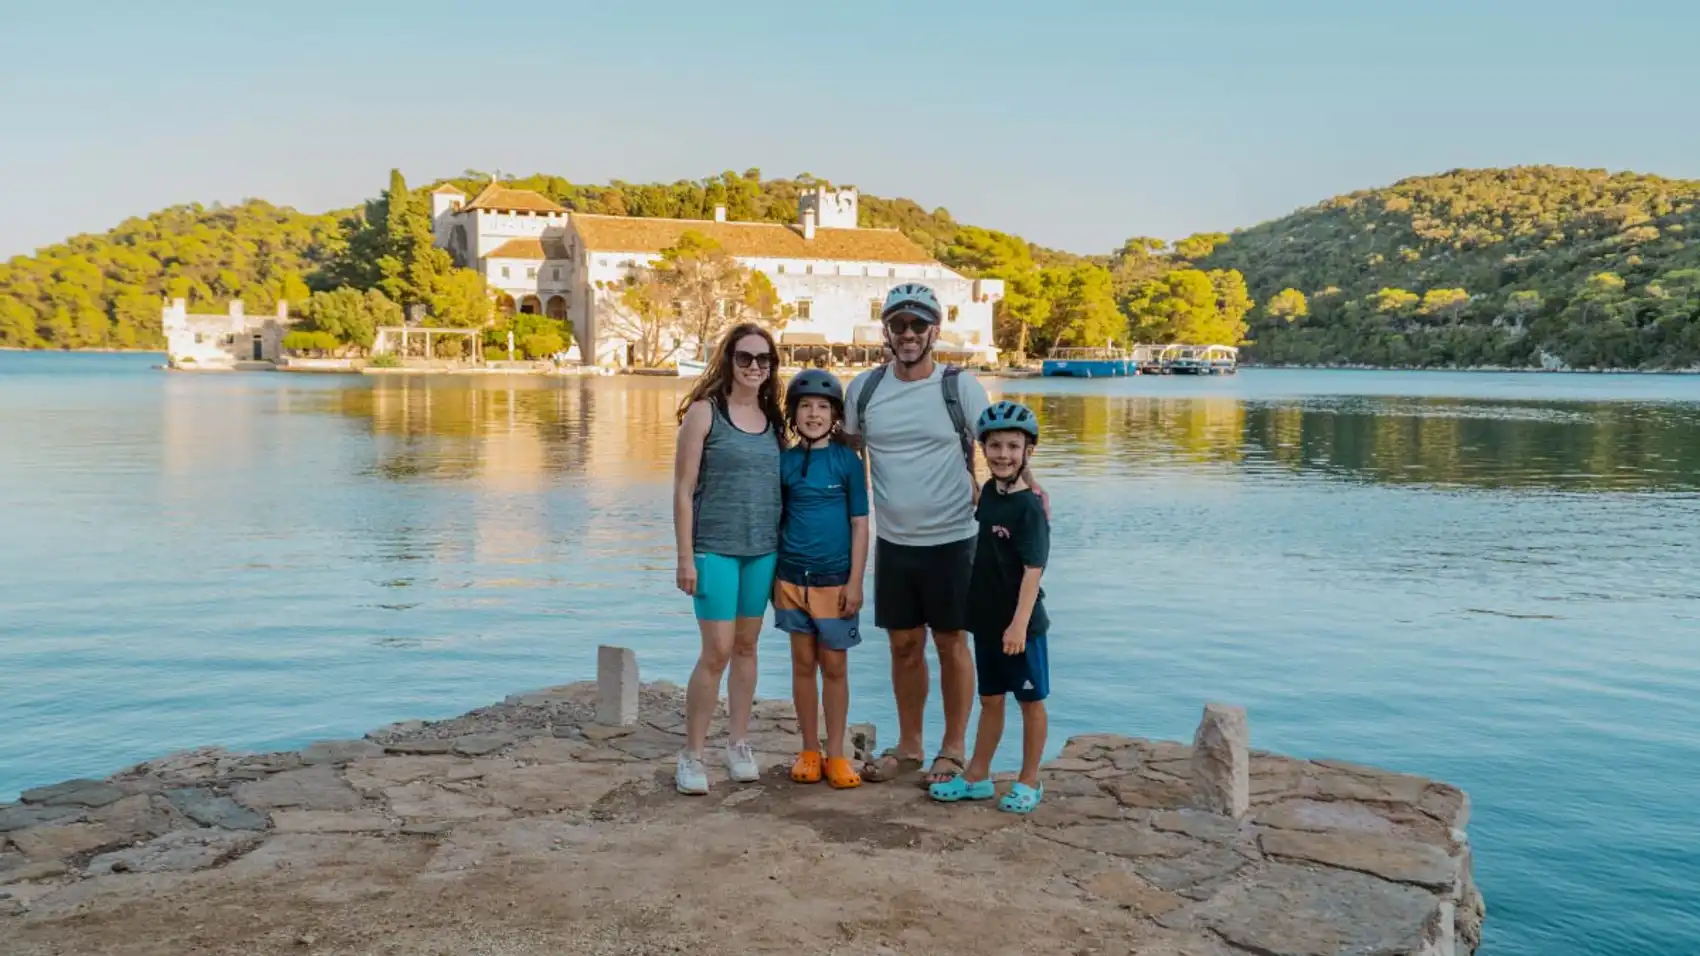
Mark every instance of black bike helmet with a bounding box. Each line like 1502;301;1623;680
786;368;845;408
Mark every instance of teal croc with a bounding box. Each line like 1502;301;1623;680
999;782;1044;814
929;775;996;803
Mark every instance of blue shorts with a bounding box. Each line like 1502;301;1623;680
693;552;778;622
973;632;1049;702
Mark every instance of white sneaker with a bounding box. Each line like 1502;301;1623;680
724;740;760;783
676;751;709;795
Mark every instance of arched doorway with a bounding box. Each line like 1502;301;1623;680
519;295;542;315
545;295;568;319
495;293;517;316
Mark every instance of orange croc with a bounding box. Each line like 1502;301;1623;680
790;751;825;784
825;756;863;790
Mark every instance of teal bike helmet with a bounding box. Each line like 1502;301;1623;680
976;400;1039;442
881;283;943;324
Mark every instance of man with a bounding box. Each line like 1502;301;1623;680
842;283;992;786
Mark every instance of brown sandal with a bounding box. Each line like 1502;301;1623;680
860;748;923;784
920;753;967;788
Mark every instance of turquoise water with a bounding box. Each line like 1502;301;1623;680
2;352;1698;954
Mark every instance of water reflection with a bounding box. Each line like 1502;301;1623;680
303;378;1700;494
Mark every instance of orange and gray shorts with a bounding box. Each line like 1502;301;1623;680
772;568;863;651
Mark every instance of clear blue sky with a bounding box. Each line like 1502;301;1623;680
3;0;1697;259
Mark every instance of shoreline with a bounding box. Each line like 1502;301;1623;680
1;648;1484;955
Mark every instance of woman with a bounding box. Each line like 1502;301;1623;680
672;323;786;795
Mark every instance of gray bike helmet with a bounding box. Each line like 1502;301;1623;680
976;400;1039;442
787;368;844;407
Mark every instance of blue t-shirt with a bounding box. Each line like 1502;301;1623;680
777;442;869;579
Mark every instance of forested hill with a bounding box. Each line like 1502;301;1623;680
1202;166;1700;368
4;165;1699;370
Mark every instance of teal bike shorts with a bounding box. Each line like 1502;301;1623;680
693;552;778;622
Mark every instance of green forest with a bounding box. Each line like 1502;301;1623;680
3;165;1698;369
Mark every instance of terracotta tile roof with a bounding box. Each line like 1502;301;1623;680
571;215;938;264
485;238;570;260
464;184;567;214
431;185;466;196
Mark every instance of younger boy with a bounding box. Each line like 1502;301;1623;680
928;400;1051;814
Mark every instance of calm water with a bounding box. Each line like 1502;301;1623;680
2;353;1698;955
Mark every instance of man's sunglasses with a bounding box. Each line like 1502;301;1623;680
885;315;934;336
733;350;774;369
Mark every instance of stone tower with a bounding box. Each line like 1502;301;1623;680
798;185;858;230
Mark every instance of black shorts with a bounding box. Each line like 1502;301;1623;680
973;632;1050;702
874;536;975;633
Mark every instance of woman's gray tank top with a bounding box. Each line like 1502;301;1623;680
692;400;782;557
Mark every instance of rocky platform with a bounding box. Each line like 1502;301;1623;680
1;675;1483;956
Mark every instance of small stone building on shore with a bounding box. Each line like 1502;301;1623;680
163;299;292;370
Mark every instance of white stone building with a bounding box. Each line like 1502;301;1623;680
431;183;573;319
163;298;291;370
430;182;1002;368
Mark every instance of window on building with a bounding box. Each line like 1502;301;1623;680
805;264;814;275
948;305;960;322
552;267;561;281
862;266;870;276
501;266;510;278
526;267;537;279
869;299;882;321
796;299;812;320
777;264;786;274
888;268;896;277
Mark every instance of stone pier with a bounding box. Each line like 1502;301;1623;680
0;651;1483;955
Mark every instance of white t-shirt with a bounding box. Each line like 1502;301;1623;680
843;364;990;547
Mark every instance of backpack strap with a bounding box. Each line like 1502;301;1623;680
852;364;888;460
940;365;975;474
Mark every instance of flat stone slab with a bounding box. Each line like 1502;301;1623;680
1260;828;1458;889
1044;822;1199;859
85;828;263;875
164;788;269;830
382;738;457;755
299;739;384;765
19;779;127;808
271;810;396;834
1158;863;1446;956
9;823;123;861
233;766;362;811
451;733;515;757
0;804;85;833
0;858;70;885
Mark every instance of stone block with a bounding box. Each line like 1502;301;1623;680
849;723;877;765
596;645;639;726
271;810;396;834
9;823;121;861
1191;703;1249;819
1259;829;1458;889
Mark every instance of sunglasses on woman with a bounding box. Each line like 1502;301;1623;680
733;350;774;369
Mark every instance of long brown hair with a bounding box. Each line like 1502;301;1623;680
676;323;786;443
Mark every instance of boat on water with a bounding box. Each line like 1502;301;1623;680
1041;346;1134;378
676;358;707;378
1203;344;1239;375
1160;345;1209;375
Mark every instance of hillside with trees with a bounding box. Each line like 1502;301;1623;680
1205;166;1700;369
3;165;1698;369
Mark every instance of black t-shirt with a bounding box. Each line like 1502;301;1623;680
966;482;1050;638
